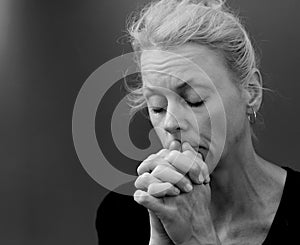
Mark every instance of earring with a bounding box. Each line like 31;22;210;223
247;107;257;124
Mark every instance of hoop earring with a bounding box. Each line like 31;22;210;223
247;107;257;124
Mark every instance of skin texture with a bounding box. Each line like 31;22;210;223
134;43;287;245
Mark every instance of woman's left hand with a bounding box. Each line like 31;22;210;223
134;142;221;245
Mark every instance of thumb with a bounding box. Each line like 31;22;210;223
182;142;203;161
168;140;181;151
181;141;195;153
148;210;174;243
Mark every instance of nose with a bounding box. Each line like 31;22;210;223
163;104;185;135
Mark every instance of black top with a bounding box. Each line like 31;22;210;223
96;167;300;245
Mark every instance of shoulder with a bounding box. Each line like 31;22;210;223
278;166;300;228
261;166;300;244
281;166;300;202
283;166;300;183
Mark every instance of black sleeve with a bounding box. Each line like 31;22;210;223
95;191;150;245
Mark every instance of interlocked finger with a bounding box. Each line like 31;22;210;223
148;182;180;197
151;164;193;193
135;172;162;191
137;157;171;176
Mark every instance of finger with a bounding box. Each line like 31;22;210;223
182;149;210;184
134;190;168;217
137;157;170;176
135;172;162;191
151;165;193;192
136;149;170;176
168;140;182;151
182;142;210;184
148;182;180;197
156;148;170;157
164;149;203;184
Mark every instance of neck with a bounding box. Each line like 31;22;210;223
209;132;285;227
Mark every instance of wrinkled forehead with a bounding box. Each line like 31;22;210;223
140;49;210;87
141;49;195;72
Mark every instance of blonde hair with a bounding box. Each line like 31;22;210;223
126;0;260;114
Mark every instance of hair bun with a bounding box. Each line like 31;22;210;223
189;0;225;9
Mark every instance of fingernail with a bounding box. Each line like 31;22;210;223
182;142;193;152
185;184;193;192
206;175;211;183
169;140;181;151
198;174;204;183
174;188;180;194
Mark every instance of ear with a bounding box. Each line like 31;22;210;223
243;69;263;113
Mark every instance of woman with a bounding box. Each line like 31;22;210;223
96;0;300;244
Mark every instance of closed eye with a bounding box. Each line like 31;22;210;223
186;100;205;107
150;107;166;114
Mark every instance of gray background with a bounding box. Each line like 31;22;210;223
0;0;299;244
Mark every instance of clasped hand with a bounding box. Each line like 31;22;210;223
134;142;221;245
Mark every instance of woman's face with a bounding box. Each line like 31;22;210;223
140;43;249;173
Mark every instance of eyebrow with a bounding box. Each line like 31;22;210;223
143;79;210;94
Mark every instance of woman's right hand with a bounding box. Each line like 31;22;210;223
135;141;210;198
135;148;178;245
134;142;219;245
134;142;210;244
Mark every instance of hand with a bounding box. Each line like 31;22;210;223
134;142;220;245
148;210;175;245
135;185;220;245
135;148;179;245
135;141;207;244
136;141;210;197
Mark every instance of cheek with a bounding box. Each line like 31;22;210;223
149;111;162;128
202;97;229;168
148;112;167;145
225;100;246;139
219;93;247;157
191;113;211;138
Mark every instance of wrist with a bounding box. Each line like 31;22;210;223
179;235;221;245
149;239;174;245
149;233;174;245
180;242;220;245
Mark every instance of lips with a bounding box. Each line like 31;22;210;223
167;140;207;159
192;145;207;160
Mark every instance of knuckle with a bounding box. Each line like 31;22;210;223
134;176;143;188
158;149;169;156
180;176;190;186
169;150;179;159
165;150;180;164
198;160;206;172
135;173;150;188
147;154;156;160
152;165;165;175
191;162;201;174
202;161;209;171
148;184;157;195
140;172;151;182
138;194;148;204
136;165;144;175
163;182;173;190
134;178;140;188
137;157;157;175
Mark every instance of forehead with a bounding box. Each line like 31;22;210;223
140;43;232;91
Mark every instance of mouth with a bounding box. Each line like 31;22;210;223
167;140;208;160
193;146;207;160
